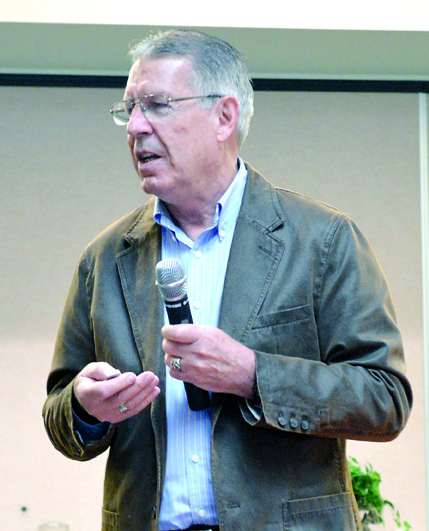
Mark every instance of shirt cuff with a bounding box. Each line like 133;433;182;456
73;410;110;445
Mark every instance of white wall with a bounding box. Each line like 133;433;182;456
0;86;425;529
2;0;429;30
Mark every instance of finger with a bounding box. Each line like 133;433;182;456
161;324;201;343
162;337;181;356
99;372;137;399
74;372;136;418
113;389;160;422
164;354;184;371
113;372;159;408
76;372;137;407
112;373;160;420
162;336;194;361
134;371;160;390
164;355;186;385
121;385;161;415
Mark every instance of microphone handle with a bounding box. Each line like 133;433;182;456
164;297;211;411
184;381;211;411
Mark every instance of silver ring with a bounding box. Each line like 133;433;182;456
170;357;182;371
118;403;129;413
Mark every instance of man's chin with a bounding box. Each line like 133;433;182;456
139;174;165;198
140;175;155;194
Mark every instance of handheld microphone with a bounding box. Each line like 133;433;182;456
156;258;211;411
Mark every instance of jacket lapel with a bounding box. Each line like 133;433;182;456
213;165;286;420
116;199;164;377
218;164;286;344
116;199;168;483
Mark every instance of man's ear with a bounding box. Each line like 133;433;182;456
215;96;240;143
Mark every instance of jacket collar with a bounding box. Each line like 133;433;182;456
122;161;285;243
239;162;285;232
123;197;158;245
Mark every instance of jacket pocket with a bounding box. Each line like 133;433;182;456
248;305;321;361
283;492;361;530
102;508;119;530
252;305;311;329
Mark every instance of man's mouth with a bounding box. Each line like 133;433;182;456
136;152;160;164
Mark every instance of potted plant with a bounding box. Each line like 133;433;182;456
348;457;411;530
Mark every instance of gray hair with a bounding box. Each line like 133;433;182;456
129;29;254;147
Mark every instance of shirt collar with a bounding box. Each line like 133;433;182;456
154;158;247;241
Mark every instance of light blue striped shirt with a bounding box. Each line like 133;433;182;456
155;159;248;530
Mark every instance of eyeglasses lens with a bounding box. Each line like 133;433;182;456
111;95;171;125
144;95;170;117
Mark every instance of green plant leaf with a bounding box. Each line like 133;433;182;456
348;457;412;530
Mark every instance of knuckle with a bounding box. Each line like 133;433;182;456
114;393;124;405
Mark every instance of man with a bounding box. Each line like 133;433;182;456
43;29;412;531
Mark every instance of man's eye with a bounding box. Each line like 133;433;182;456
125;101;135;115
148;99;169;114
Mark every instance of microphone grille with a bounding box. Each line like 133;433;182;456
155;258;187;300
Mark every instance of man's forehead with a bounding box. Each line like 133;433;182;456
125;55;193;96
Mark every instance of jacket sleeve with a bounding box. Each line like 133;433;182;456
241;214;413;441
42;253;116;461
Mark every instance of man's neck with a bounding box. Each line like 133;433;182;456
165;158;239;241
166;197;220;241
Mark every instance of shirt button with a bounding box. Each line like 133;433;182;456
192;454;199;463
193;301;201;310
198;509;206;518
219;230;226;239
195;250;202;258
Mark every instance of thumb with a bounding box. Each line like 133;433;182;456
80;362;121;382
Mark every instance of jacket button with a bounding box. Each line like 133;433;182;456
278;415;287;427
289;417;298;429
301;419;309;431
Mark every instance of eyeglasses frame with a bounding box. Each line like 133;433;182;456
110;93;224;125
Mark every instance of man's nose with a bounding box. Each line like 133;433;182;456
127;103;153;136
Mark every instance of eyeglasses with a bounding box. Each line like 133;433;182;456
110;93;223;125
